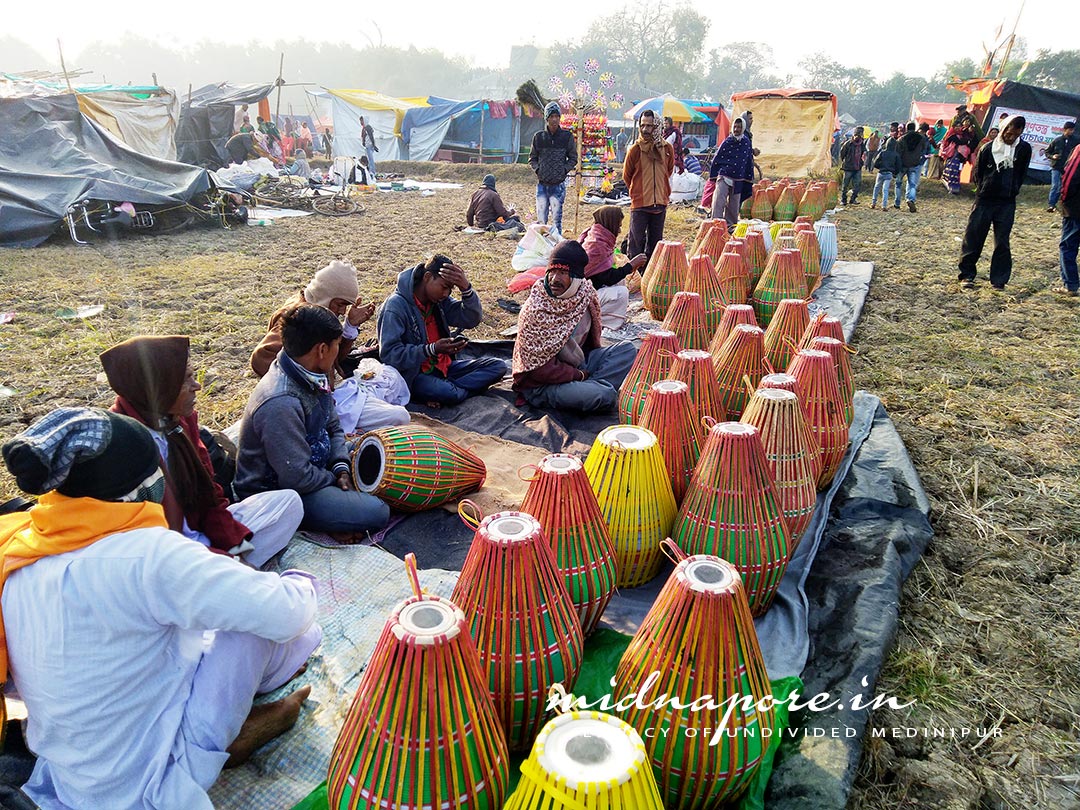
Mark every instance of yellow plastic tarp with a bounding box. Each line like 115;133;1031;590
733;97;834;178
325;89;428;136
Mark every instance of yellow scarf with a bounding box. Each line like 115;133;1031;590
0;493;167;729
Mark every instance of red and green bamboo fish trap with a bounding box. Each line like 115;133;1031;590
661;291;711;352
708;304;758;370
750;188;772;221
693;220;731;265
689;218;728;258
671;422;792;615
642;240;689;320
742;230;768;290
752;249;807;328
451;507;584;751
327;555;509;810
794;226;822;294
810;336;855;427
740;388;822;551
763;298;811;373
518;453;617;637
797;184;827;221
352;426;486;511
612;546;775;807
799;310;846;349
584;425;678;588
683;253;729;333
713;323;768;419
670;348;727;425
504;709;664;809
772;185;797;222
618;329;681;425
715;248;750;306
786;348;849;489
639;380;703;505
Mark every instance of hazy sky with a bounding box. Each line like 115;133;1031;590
5;0;1070;80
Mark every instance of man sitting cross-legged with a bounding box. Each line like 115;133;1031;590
235;305;390;539
512;240;638;413
0;407;321;810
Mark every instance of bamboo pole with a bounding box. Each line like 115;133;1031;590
478;101;485;163
57;39;73;93
573;102;584;233
275;53;284;121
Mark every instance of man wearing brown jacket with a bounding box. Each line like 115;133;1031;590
623;110;675;261
465;174;523;231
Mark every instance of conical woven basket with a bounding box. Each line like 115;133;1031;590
763;298;810;373
810;336;855;427
689;219;722;256
715;249;750;305
328;556;509;810
642;241;689;320
752;249;808;328
661;291;710;352
750;188;772;221
741;388;822;551
772;186;797;221
714;323;768;419
684;253;729;333
794;227;822;294
743;230;768;290
672;422;792;615
639;380;703;505
618;329;681;424
800;311;846;349
519;454;617;636
584;425;678;587
708;306;759;372
694;221;731;265
786;349;848;489
452;508;584;750
670;348;727;424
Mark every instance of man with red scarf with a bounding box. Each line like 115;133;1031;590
1055;144;1080;295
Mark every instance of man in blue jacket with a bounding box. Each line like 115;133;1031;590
529;102;577;234
377;255;506;406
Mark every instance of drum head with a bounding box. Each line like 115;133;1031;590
761;373;797;387
682;557;737;594
540;454;581;475
755;388;797;403
599;425;656;451
678;349;711;362
716;421;756;437
486;512;540;543
651;380;687;395
395;599;461;644
538;714;643;789
352;435;386;493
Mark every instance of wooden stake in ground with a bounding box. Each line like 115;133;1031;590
274;53;284;121
56;40;73;93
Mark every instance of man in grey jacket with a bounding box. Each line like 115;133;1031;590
235;305;389;536
377;255;506;406
528;102;577;234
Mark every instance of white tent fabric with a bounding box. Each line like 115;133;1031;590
328;96;402;161
77;91;181;160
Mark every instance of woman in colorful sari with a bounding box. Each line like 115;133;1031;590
941;118;979;194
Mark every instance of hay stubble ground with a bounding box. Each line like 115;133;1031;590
0;163;1077;808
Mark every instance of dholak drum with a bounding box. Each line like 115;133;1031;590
814;220;838;276
350;427;486;511
504;711;664;809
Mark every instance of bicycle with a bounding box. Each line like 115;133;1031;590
311;157;367;217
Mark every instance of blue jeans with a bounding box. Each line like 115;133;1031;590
300;485;390;533
536;182;566;233
1049;169;1063;207
522;343;638;413
841;170;861;202
411;357;507;406
365;146;377;174
871;172;893;207
894;166;921;205
1061;215;1080;291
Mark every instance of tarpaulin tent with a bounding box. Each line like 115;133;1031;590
310;89;428;161
439;99;533;163
176;82;274;168
909;100;956;128
0;94;212;248
403;97;485;162
951;78;1080;182
732;88;838;177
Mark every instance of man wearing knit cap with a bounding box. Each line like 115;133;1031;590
0;407;321;809
465;173;522;232
511;240;637;412
251;259;374;379
529;102;577;234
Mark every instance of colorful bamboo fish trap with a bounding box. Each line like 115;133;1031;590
794;215;813;227
639;380;703;505
814;221;838;275
740;388;822;551
504;709;664;810
618;329;681;425
739;195;753;219
763;298;811;373
683;253;729;333
715;248;750;305
708;306;759;373
327;555;509;810
800;311;846;348
518;454;617;636
752;249;808;328
794;227;822;293
759;372;807;421
768;220;795;244
642;241;689;320
671;422;792;615
713;323;768;419
613;548;775;807
732;220;751;238
743;230;768;290
772;186;796;221
584;425;677;588
825;178;839;209
670;348;727;424
797;184;826;221
693;221;730;265
772;234;797;256
351;427;486;512
660;291;710;352
810;336;855;427
689;219;722;256
750;188;772;221
786;349;849;489
451;509;584;750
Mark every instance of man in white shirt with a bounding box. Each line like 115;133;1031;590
0;407;322;810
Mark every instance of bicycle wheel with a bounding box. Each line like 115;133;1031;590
312;195;359;216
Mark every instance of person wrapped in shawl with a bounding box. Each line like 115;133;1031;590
579;205;647;329
709;117;755;225
941;117;980;194
511;240;638;413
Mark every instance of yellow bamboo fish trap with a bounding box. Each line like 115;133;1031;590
708;304;759;368
451;507;584;751
584;425;678;588
786;349;849;489
504;709;664;810
518;454;617;637
351;426;486;512
671;422;792;615
670;348;727;424
683;253;729;333
661;291;710;352
713;323;768;419
740;388;822;551
642;241;689;320
327;555;509;810
613;546;775;807
763;298;811;373
639;380;703;505
618;329;681;425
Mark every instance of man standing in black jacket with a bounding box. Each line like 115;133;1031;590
528;102;577;234
895;122;930;212
1045;120;1078;212
957;116;1032;291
